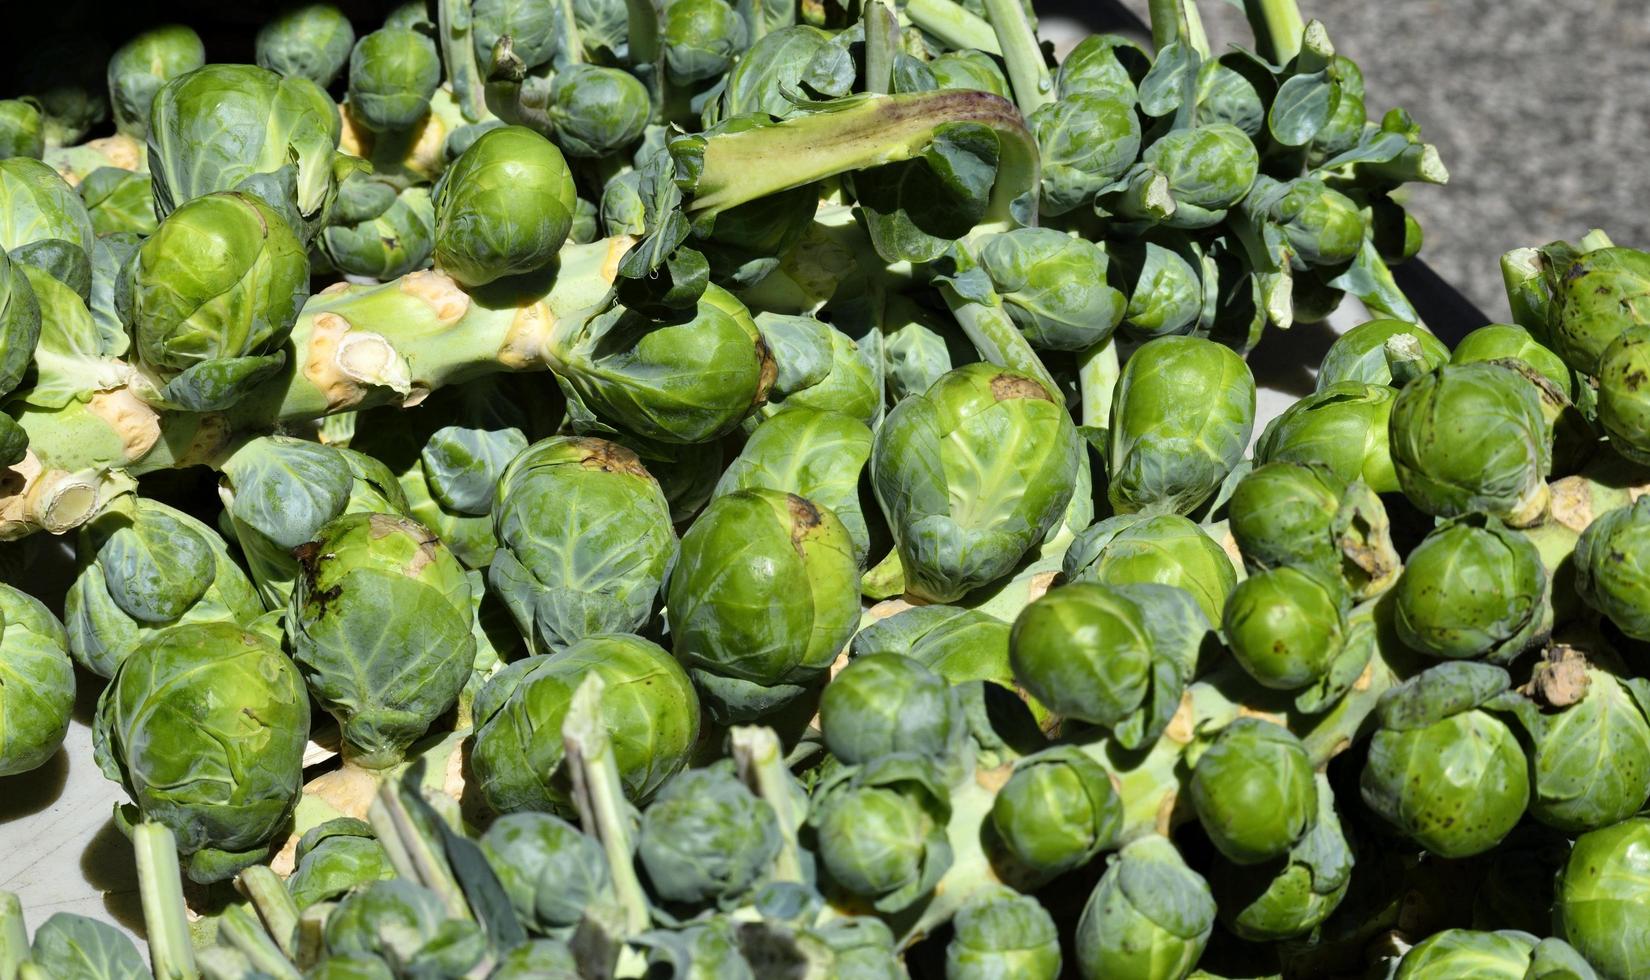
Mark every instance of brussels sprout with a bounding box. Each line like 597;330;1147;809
637;762;781;908
1245;176;1367;269
1056;33;1145;100
1548;246;1650;376
809;755;953;914
1224;567;1348;691
321;184;436;280
1011;582;1205;747
1142;124;1259;228
480;812;611;936
1211;773;1352;941
347;29;441;133
636;916;756;978
1394;929;1539;979
1359;662;1529;857
432;125;576;286
490;940;580;979
1554;816;1650;979
287;819;396;910
750;313;880;426
64;498;263;679
0;100;45;160
0;158;96;261
78;167;158;237
1254;381;1400;492
929;50;1010;96
663;0;750;84
1074;835;1215;980
290;513;475;769
490;437;675;652
1109;335;1255;516
1390;363;1552;525
1392;515;1548;663
107;25;205;139
324;880;486;975
0;583;74;777
1598;324;1650;464
1451;322;1575;394
470;633;699;813
990;746;1121;877
548;65;651;159
977;228;1126;351
711;25;834;122
1062;513;1238;626
256;4;357;87
1190;719;1317;865
1029;92;1141;216
1227;461;1400;596
1574;496;1650;641
668;488;858;721
946;888;1062;980
821;653;959;765
94;622;309;882
1317;319;1452;391
473;0;564;70
873;363;1080;602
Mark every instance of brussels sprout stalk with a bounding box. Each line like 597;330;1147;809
1245;0;1307;64
1148;0;1211;58
437;0;490;122
903;0;1003;56
217;905;300;980
236;866;299;960
731;726;809;884
133;823;200;980
979;0;1054;117
564;674;652;940
0;894;25;980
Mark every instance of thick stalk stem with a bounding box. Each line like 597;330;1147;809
902;0;1003;55
980;0;1054;117
133;823;199;980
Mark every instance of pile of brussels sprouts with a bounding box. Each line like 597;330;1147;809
0;0;1649;976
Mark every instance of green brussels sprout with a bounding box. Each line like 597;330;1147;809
668;487;858;722
636;916;756;977
94;622;309;882
821;653;959;765
637;762;781;908
490;940;580;979
0;100;45;159
929;50;1010;96
809;755;953;914
106;25;205;139
1029;92;1141;216
470;633;699;813
1360;662;1529;857
78;167;158;237
1598;324;1650;464
548;65;651;159
473;0;564;70
1109;335;1255;516
0;157;96;261
1011;582;1205;747
715;407;874;564
64;498;263;679
433;125;576;286
880;298;975;402
1547;246;1650;376
0;247;41;402
1108;241;1204;339
122;191;309;410
1246;176;1367;269
290;513;475;769
1224;567;1349;690
664;0;749;84
1574;497;1650;641
1554;816;1650;979
1451;322;1575;394
287;819;396;909
321;183;436;280
323;880;486;975
1073;835;1215;980
1196;60;1266;137
256;4;357;87
348;29;441;133
946;888;1062;980
805;916;905;979
1227;461;1401;597
1190;718;1317;864
1056;34;1146;101
750;313;880;426
1211;773;1352;941
1394;929;1543;979
853;605;1013;688
1254;381;1400;492
1062;513;1238;626
711;26;834;123
490;437;675;652
0;583;74;777
977;228;1126;351
1392;515;1549;663
990;746;1121;877
873;363;1080;603
600;168;646;237
1390;363;1553;526
1317;319;1452;391
1142;124;1259;228
480;812;611;936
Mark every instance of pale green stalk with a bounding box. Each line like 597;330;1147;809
133;823;199;980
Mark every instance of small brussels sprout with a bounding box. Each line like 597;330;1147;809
1109;335;1255;516
873;363;1080;602
990;746;1122;877
0;583;74;776
1317;318;1452;390
432;125;576;286
1248;176;1367;269
0;157;96;261
490;437;676;652
1554;816;1650;979
323;880;486;975
470;633;700;813
636;916;755;977
1029;92;1142;216
1190;719;1317;865
1224;567;1349;691
1062;513;1238;626
1073;836;1215;980
106;25;205;139
1254;381;1400;492
1392;515;1549;663
480;812;611;936
929;50;1010;96
78;167;158;237
94;622;309;882
1394;929;1539;979
473;0;563;70
490;940;580;980
977;228;1126;351
287;819;396;909
711;25;834;122
0;100;45;159
821;654;959;765
809;755;953;914
1598;324;1650;464
1548;246;1650;376
1451;322;1575;393
1056;34;1146;101
750;313;880;426
321;183;436;280
548;65;651;159
637;762;781;908
668;488;858;722
1211;773;1352;941
348;29;442;132
1111;240;1204;340
1360;662;1529;857
65;498;263;678
1228;461;1362;580
946;889;1062;980
664;0;749;84
256;4;357;87
1142;123;1260;228
1574;497;1650;641
1390;363;1552;526
290;513;476;769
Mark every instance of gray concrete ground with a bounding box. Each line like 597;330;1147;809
1041;0;1650;326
